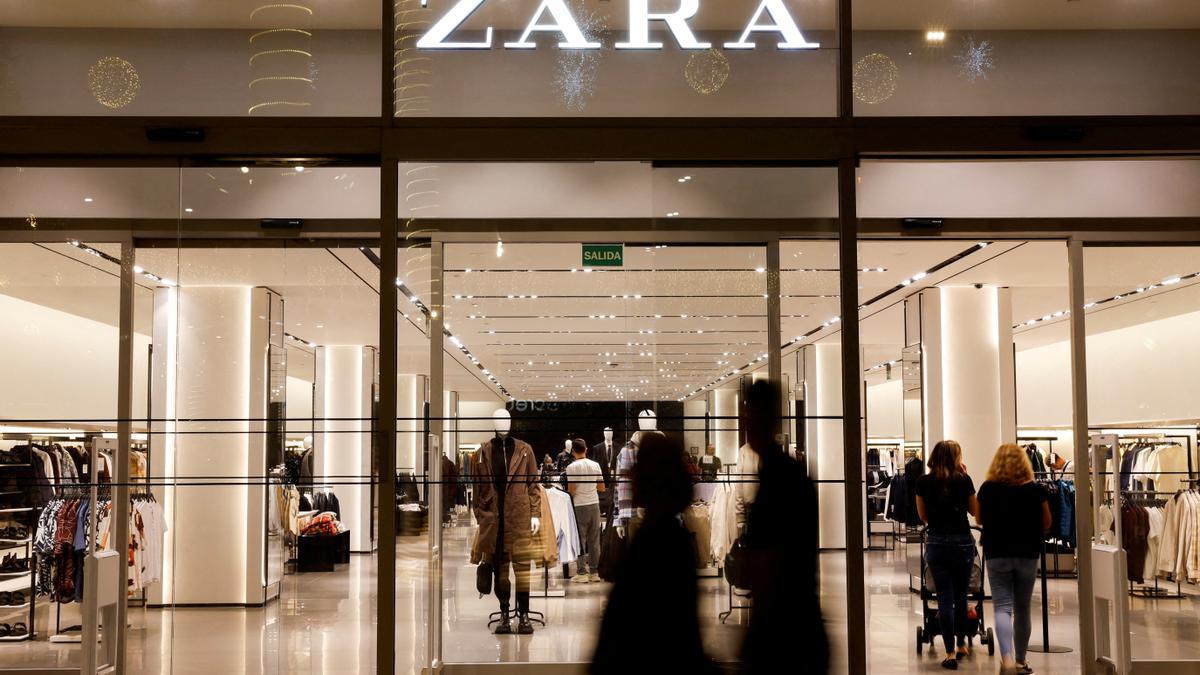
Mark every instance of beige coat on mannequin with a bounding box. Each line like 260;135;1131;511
471;436;541;563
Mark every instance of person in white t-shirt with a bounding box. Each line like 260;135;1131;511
565;438;605;582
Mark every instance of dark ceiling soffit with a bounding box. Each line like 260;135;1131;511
0;116;1195;162
0;217;380;238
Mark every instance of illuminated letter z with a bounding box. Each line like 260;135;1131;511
417;0;493;49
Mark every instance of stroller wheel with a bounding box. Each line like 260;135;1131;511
916;627;924;655
986;628;995;656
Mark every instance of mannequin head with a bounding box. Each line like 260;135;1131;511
637;409;657;432
563;439;572;452
303;435;313;451
603;427;614;443
492;408;512;437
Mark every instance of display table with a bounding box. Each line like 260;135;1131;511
297;530;351;572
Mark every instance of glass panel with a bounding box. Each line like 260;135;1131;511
857;237;1075;672
1083;245;1200;664
779;238;846;672
145;239;380;673
851;0;1200;116
404;161;840;673
438;240;769;667
857;160;1200;219
0;238;121;667
0;0;381;116
394;0;838;117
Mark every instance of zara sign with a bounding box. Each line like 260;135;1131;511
417;0;820;51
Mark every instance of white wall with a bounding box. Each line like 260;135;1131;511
0;293;150;425
1018;307;1200;430
286;375;314;437
866;379;903;439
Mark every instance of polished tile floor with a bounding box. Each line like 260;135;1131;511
1;524;1198;673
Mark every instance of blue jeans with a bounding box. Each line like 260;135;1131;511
926;534;976;654
987;557;1037;663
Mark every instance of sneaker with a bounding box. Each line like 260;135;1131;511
1016;664;1034;674
571;574;591;584
589;573;602;583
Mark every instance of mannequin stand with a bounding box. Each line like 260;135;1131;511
488;609;545;628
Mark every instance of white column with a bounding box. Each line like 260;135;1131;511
397;374;425;473
804;341;845;549
920;286;1016;473
315;345;374;553
151;286;266;605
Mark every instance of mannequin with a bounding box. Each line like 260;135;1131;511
557;438;574;472
299;435;315;487
590;427;617;514
615;409;663;538
471;409;541;635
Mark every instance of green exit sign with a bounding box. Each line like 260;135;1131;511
583;244;624;267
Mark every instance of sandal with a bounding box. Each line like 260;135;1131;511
11;622;26;637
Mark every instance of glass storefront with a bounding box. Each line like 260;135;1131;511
0;2;1198;671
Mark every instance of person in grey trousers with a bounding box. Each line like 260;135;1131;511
566;438;605;582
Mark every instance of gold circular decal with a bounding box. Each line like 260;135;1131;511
852;53;898;105
685;49;731;95
88;56;140;109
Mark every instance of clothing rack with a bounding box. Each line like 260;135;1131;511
0;445;38;643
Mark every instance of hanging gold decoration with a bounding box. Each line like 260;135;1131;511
684;48;730;95
852;53;898;105
88;57;140;109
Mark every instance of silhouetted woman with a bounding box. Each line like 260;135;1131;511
591;433;715;675
916;440;980;670
740;380;828;674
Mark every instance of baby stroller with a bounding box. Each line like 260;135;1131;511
914;526;994;656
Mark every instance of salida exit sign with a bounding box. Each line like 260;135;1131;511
583;244;624;267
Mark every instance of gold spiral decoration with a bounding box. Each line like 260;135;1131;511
395;0;435;117
248;2;315;115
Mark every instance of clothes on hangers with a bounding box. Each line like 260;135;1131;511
35;495;167;602
543;485;580;565
533;483;559;567
708;482;738;565
1025;444;1048;476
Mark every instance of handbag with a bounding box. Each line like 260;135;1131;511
724;536;752;590
598;509;628;582
476;560;493;596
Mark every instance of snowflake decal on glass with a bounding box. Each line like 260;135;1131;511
954;35;996;83
554;1;606;111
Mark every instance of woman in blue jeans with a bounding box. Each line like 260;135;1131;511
916;440;979;671
977;444;1051;675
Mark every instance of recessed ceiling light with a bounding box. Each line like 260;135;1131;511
294;166;305;173
184;208;194;213
241;166;250;174
83;197;94;203
925;29;946;43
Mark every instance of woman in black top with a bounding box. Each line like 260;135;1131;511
977;444;1051;675
916;440;980;670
